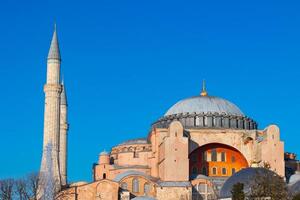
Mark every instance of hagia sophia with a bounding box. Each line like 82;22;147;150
39;27;300;200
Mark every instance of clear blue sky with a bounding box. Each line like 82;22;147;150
0;0;299;182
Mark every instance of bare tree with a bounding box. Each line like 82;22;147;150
14;178;29;200
248;170;288;200
0;179;14;200
26;173;40;200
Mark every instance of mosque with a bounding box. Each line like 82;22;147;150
39;27;300;200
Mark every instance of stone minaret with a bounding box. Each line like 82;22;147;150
40;26;62;193
59;81;68;186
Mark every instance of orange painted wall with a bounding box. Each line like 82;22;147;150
189;143;248;177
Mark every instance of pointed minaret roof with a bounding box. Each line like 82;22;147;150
48;24;61;60
61;80;67;105
200;79;208;96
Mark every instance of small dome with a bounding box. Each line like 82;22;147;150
165;95;244;117
191;174;210;180
289;172;300;185
220;168;278;198
100;151;109;156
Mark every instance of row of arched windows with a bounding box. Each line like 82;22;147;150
192;166;236;176
120;179;151;195
154;114;257;130
191;151;236;163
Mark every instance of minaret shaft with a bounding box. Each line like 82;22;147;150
59;84;68;186
40;61;62;191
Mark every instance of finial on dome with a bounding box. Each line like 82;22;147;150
200;79;208;96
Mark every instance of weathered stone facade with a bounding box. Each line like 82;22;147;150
56;121;284;200
38;28;285;200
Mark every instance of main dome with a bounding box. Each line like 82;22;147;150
165;95;244;117
152;83;257;130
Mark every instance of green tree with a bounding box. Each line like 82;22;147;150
231;182;245;200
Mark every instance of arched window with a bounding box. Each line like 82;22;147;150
109;157;114;164
232;168;236;175
103;173;106;179
222;168;227;175
202;151;207;162
202;167;207;176
132;178;139;193
203;116;207;126
191;154;197;162
121;182;127;190
211;149;217;161
144;183;150;195
192;167;198;174
221;152;226;162
212;167;217;175
231;156;236;163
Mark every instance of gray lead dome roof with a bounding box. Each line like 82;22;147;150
165;95;244;117
220;168;278;198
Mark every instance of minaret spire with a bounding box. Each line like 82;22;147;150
48;24;61;60
200;79;208;96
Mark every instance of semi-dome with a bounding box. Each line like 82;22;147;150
289;172;300;185
220;167;278;198
153;82;257;130
165;95;244;117
290;180;300;195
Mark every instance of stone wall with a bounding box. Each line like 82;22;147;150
156;186;192;200
56;180;119;200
